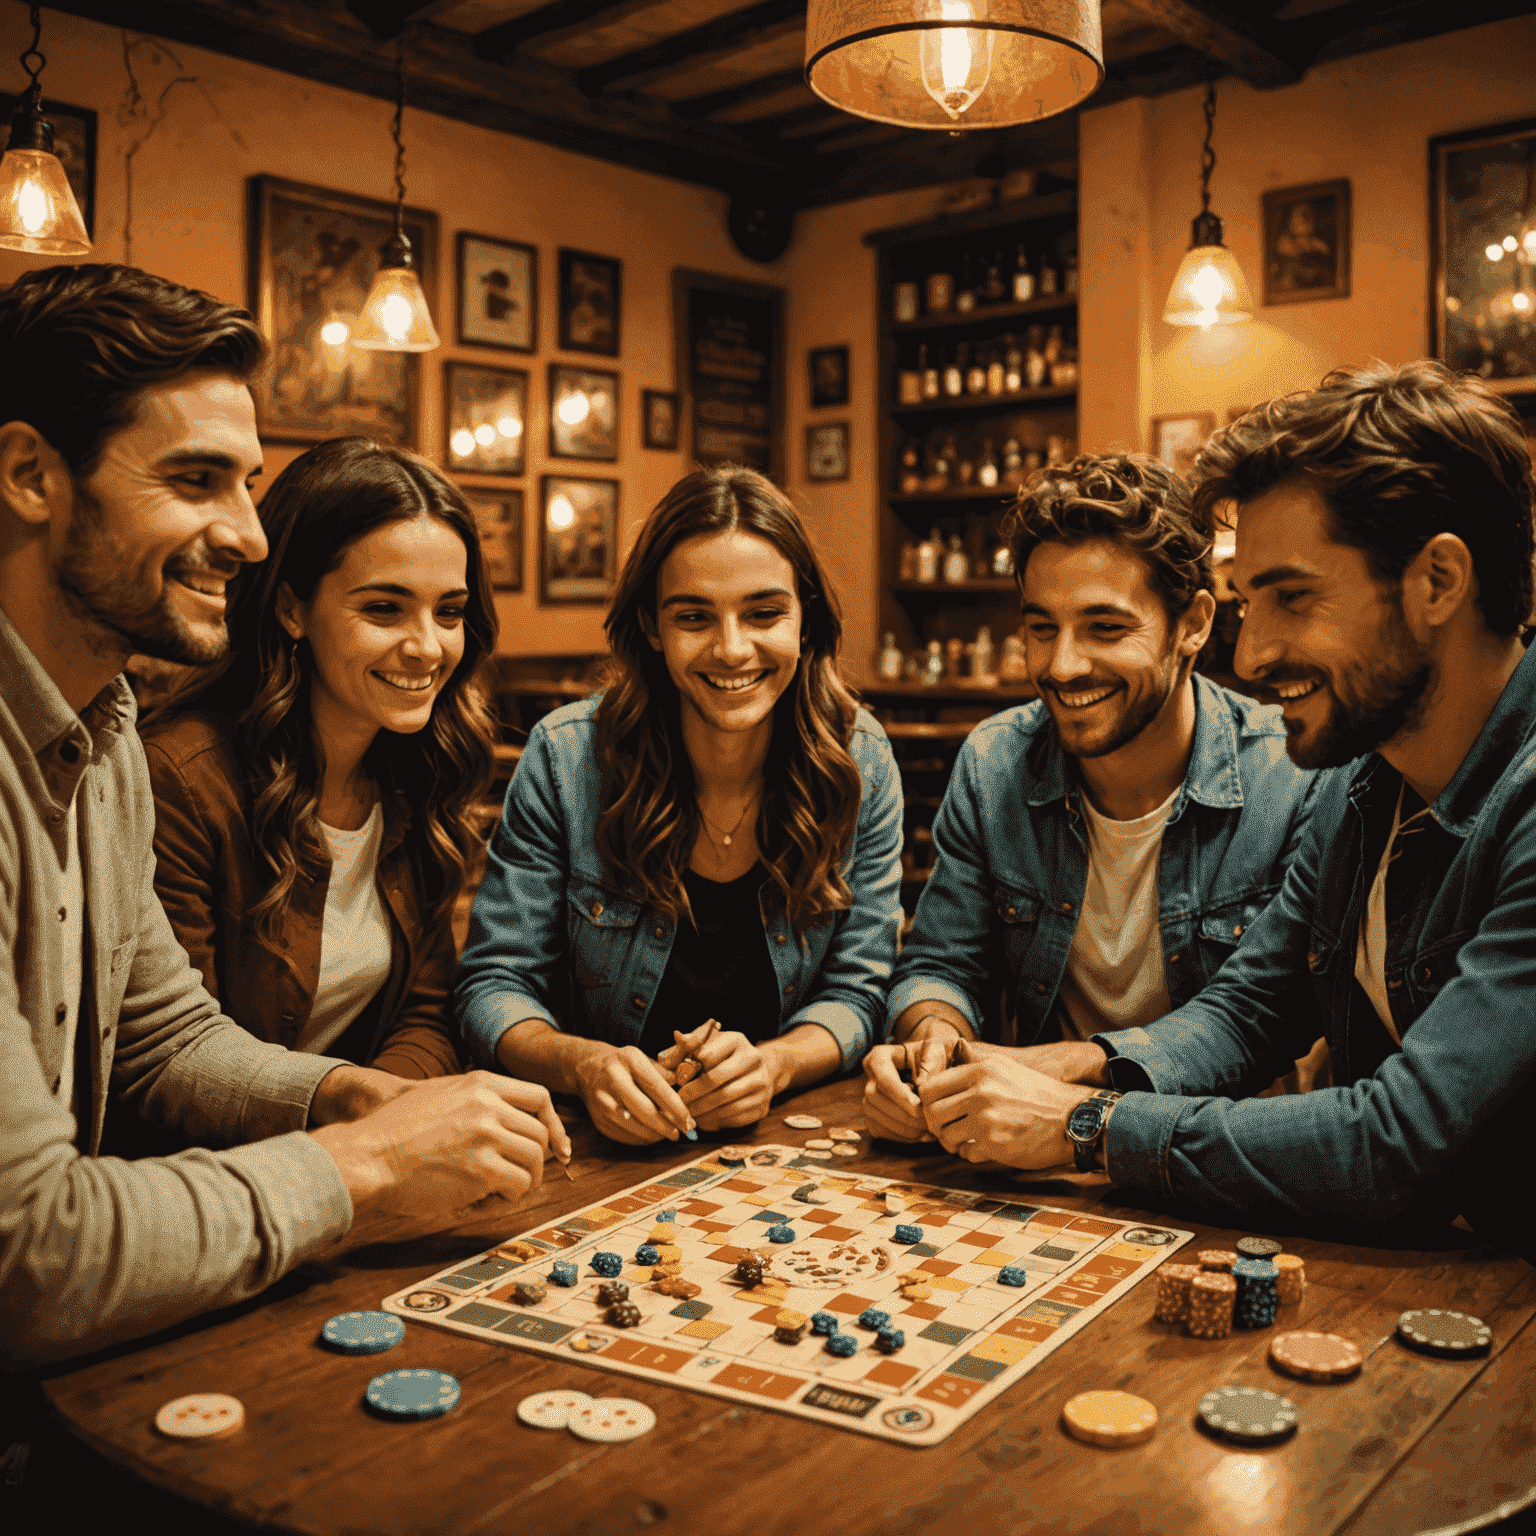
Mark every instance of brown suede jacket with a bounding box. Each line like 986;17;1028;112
138;711;461;1078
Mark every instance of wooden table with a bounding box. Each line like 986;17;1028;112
43;1077;1536;1536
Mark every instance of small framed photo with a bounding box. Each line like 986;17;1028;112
462;485;523;591
548;363;619;462
558;248;621;356
1150;412;1215;479
540;475;619;606
806;421;850;482
809;344;849;408
1262;179;1351;306
456;232;535;352
444;361;528;477
642;389;680;451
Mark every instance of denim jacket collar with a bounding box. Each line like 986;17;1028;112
1433;640;1536;838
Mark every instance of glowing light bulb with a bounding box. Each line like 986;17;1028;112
1524;230;1536;254
379;292;412;343
474;423;496;447
496;413;522;439
548;494;576;530
320;320;350;345
918;0;995;121
1487;243;1506;262
1514;291;1531;312
1503;235;1518;252
17;177;47;235
450;428;476;458
557;391;590;426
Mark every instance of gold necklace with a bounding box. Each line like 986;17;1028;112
698;790;759;848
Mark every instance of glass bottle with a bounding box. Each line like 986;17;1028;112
982;251;1007;304
1064;250;1078;296
893;281;920;322
925;270;953;315
924;436;951;491
1004;334;1023;393
944;344;966;398
986;345;1005;396
878;631;905;679
922;345;941;400
1012;245;1035;302
1024;445;1044;474
1039;253;1059;296
956;254;977;313
920;638;944;686
898;538;918;580
1025;325;1048;388
957;443;976;486
977;437;999;489
943;635;965;679
1050;336;1079;389
916;527;942;582
1044;323;1063;366
1046;433;1069;467
998;631;1028;683
944;535;971;583
1001;436;1025;489
939;432;959;486
991;531;1015;576
966;346;987;396
971;624;995;679
899;347;923;405
899;438;923;495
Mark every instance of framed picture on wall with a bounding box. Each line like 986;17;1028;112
456;232;536;352
558;248;621;356
0;95;94;236
247;175;438;448
444;361;528;477
548;363;619;461
809;345;849;408
1261;179;1351;306
1150;412;1215;479
462;485;523;592
540;475;619;606
806;422;850;482
642;389;680;450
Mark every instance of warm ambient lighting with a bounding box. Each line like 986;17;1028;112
1515;291;1532;312
1503;235;1518;252
450;428;475;457
495;413;522;439
556;390;591;427
1488;243;1507;262
319;319;351;345
547;494;576;530
804;0;1102;132
0;6;91;255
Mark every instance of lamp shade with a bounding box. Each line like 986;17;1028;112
0;145;89;254
1163;242;1254;328
806;0;1102;131
353;262;439;352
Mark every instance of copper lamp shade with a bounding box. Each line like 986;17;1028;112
805;0;1103;132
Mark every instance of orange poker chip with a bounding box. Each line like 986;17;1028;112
1270;1331;1363;1383
1061;1390;1158;1448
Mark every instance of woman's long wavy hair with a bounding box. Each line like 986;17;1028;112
160;437;499;941
595;465;862;934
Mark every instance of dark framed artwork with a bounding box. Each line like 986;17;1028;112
1261;179;1351;306
456;232;536;352
540;475;619;605
548;363;619;461
0;95;93;236
806;422;849;482
557;248;621;356
1150;412;1214;479
809;344;849;408
444;361;528;477
1431;117;1536;395
462;485;524;591
247;175;438;447
642;389;679;450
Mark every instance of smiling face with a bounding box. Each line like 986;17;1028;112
646;528;803;741
54;373;266;665
1232;482;1432;769
278;516;470;754
1023;536;1201;761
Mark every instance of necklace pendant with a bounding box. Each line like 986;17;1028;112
722;835;732;845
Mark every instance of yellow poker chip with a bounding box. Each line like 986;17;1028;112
154;1392;245;1442
1062;1390;1158;1448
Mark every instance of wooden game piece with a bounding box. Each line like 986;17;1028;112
805;1138;835;1150
647;1222;677;1243
568;1398;656;1443
774;1308;808;1344
1270;1331;1363;1383
828;1128;861;1142
154;1393;245;1442
735;1254;765;1285
517;1389;593;1430
825;1333;857;1357
831;1144;859;1157
511;1277;549;1306
784;1114;823;1130
1273;1253;1306;1303
675;1058;702;1086
591;1252;623;1277
899;1283;932;1300
651;1262;683;1280
651;1244;683;1263
1236;1236;1283;1258
1061;1391;1158;1448
652;1275;702;1299
606;1300;642;1328
597;1280;629;1306
875;1328;905;1354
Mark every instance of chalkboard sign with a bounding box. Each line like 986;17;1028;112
672;268;785;483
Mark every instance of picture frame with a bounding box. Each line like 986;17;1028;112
540;475;619;606
0;95;94;236
809;344;849;408
247;175;438;448
1150;412;1215;479
1261;179;1351;306
1431;116;1536;396
548;363;619;462
557;248;621;356
462;485;523;592
443;361;528;477
642;389;680;451
456;231;536;353
806;422;850;482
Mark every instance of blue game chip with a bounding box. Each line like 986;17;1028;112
635;1244;660;1265
321;1310;405;1355
893;1224;924;1244
858;1308;891;1331
591;1252;623;1276
825;1333;857;1357
998;1266;1028;1287
810;1310;838;1336
876;1328;905;1354
364;1368;461;1421
550;1259;578;1286
766;1224;795;1243
659;1209;677;1221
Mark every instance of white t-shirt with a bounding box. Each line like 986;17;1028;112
1056;785;1179;1042
298;803;392;1056
1355;785;1433;1046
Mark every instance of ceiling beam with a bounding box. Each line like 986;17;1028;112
745;101;843;139
344;1;436;39
576;0;807;94
472;0;658;60
1117;0;1300;87
670;67;807;119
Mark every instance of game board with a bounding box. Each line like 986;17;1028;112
380;1147;1193;1446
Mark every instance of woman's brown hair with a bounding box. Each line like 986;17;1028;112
160;436;499;939
595;465;862;933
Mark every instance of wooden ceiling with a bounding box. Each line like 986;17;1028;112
53;0;1536;220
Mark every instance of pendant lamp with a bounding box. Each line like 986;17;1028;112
353;36;438;352
1163;81;1252;328
0;5;90;254
805;0;1102;132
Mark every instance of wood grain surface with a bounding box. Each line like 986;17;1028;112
41;1076;1536;1536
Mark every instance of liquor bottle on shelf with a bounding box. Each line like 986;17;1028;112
898;538;918;579
986;345;1005;396
926;270;953;315
991;534;1015;577
1001;436;1025;489
894;281;919;323
1064;251;1078;296
922;346;941;400
878;632;904;678
924;438;951;492
1012;245;1035;302
982;251;1007;305
977;438;999;489
1039;253;1059;296
956;445;976;487
944;344;965;398
998;630;1029;682
1044;324;1063;366
1050;335;1079;388
943;636;965;678
1046;433;1070;466
919;639;944;686
916;528;943;582
943;535;971;583
1004;334;1024;394
939;432;959;485
965;346;987;396
899;439;923;494
1025;326;1048;388
972;625;995;680
899;348;923;405
1024;444;1044;474
955;254;977;313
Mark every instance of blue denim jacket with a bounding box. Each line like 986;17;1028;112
1102;643;1536;1254
888;674;1317;1042
455;696;904;1072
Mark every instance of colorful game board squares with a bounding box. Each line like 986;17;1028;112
954;1229;996;1248
492;1313;574;1345
1044;1283;1107;1308
967;1332;1035;1366
1052;1268;1118;1296
970;1250;1018;1268
923;1276;973;1294
441;1257;516;1287
915;1372;986;1408
692;1220;734;1234
995;1316;1057;1344
678;1199;723;1215
657;1168;715;1189
865;1359;919;1388
704;1246;754;1267
995;1205;1041;1224
601;1338;693;1372
947;1353;1008;1383
917;1319;974;1346
1025;1210;1074;1230
1067;1216;1122;1236
825;1292;878;1314
448;1301;514;1327
1019;1298;1081;1326
913;1258;960;1276
1078;1253;1140;1281
901;1301;945;1321
711;1363;803;1400
1032;1242;1081;1262
814;1226;859;1242
670;1300;712;1320
719;1179;762;1193
797;1208;841;1225
907;1242;942;1258
678;1319;731;1340
633;1184;683;1201
740;1194;779;1207
748;1211;790;1223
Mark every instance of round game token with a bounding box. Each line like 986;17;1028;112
1270;1331;1363;1383
804;1138;835;1149
154;1393;245;1442
400;1289;453;1313
1236;1236;1284;1259
567;1397;657;1443
1197;1386;1298;1444
517;1389;593;1429
831;1144;859;1157
783;1114;823;1130
717;1146;749;1164
1061;1391;1158;1448
321;1310;406;1355
1397;1309;1492;1357
828;1128;862;1142
800;1149;834;1161
364;1368;461;1421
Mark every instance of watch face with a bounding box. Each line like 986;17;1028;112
1067;1101;1103;1144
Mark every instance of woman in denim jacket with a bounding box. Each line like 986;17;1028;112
455;467;903;1144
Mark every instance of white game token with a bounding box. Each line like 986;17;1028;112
800;1149;833;1160
567;1397;656;1442
517;1389;593;1429
154;1393;245;1442
828;1128;862;1142
804;1138;835;1149
832;1144;859;1157
784;1115;823;1130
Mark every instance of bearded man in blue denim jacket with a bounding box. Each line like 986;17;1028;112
865;454;1319;1140
902;362;1536;1258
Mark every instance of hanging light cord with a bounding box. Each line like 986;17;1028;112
390;34;407;238
20;3;44;105
1199;80;1216;216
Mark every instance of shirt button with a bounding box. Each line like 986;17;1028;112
55;1003;67;1025
1306;951;1320;971
1060;901;1073;913
653;926;665;939
1035;982;1048;994
591;901;604;918
1004;906;1017;919
1233;924;1244;937
775;934;787;945
784;984;795;995
1169;953;1181;965
631;995;645;1008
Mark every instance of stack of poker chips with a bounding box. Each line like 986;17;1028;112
1154;1263;1202;1323
1187;1272;1237;1339
1232;1257;1280;1329
1273;1253;1306;1304
1198;1248;1237;1273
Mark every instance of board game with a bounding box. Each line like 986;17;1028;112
381;1146;1193;1446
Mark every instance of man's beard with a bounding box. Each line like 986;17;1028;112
1048;652;1181;762
54;483;232;667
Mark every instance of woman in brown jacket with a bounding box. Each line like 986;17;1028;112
141;436;500;1076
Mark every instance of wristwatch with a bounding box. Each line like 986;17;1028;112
1065;1088;1122;1173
